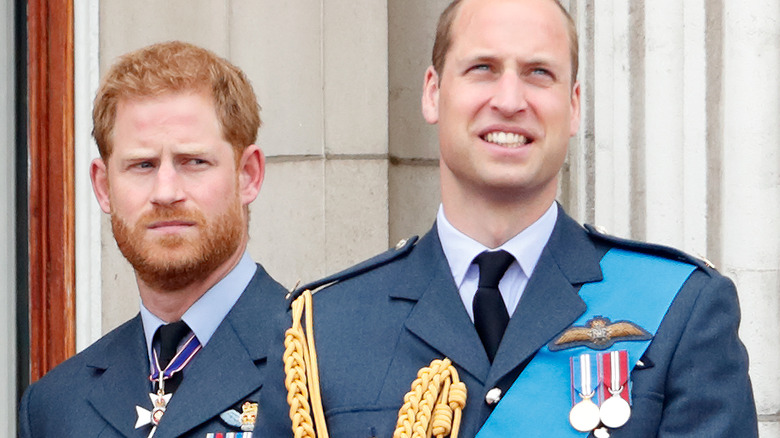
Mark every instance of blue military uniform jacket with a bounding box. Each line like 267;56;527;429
19;264;288;438
263;205;757;437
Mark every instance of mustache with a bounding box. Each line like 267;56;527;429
137;206;205;227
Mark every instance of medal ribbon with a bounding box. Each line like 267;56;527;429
570;353;598;404
149;333;202;382
601;350;629;402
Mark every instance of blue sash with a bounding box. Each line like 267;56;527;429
476;248;696;437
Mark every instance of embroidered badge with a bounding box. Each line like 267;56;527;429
240;402;258;431
549;316;651;351
220;401;258;432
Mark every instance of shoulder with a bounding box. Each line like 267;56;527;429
582;224;738;319
583;224;718;275
243;263;289;308
287;236;419;303
25;316;141;395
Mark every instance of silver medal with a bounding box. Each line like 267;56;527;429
599;351;631;428
569;354;600;432
569;398;601;432
600;394;631;428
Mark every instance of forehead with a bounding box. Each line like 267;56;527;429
110;91;228;157
448;0;571;65
116;91;216;126
113;92;221;141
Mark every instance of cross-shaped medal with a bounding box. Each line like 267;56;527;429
135;372;172;438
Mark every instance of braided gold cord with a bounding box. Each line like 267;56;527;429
284;293;316;438
284;291;466;438
393;358;467;438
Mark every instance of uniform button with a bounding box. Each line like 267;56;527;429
485;387;502;405
395;239;408;250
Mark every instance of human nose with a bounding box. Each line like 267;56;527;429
490;72;528;116
150;162;185;206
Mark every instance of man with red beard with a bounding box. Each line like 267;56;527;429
19;41;288;437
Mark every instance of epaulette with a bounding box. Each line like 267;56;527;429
584;224;716;272
286;236;419;305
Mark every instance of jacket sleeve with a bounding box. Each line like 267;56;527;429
658;272;758;437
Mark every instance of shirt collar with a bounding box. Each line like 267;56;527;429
436;202;558;288
140;250;257;363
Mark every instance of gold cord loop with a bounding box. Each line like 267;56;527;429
393;358;467;438
284;291;466;438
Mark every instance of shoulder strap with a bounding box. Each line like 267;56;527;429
286;236;418;305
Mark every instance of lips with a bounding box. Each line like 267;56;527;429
147;220;196;230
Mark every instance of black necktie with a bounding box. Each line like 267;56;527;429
154;320;191;393
472;250;515;363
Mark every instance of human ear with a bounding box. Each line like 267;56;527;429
237;144;264;205
569;81;581;137
90;158;112;214
421;66;441;125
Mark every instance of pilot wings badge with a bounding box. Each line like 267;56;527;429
549;316;651;351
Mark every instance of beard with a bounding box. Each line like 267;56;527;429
111;200;244;291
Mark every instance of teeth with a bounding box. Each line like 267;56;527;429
485;131;528;147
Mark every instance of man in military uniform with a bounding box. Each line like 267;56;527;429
19;41;287;437
268;0;758;437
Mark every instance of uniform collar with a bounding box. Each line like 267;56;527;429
139;251;257;367
436;202;558;288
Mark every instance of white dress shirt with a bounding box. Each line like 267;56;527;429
436;203;558;321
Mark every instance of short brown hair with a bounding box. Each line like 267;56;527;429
431;0;579;84
92;41;260;159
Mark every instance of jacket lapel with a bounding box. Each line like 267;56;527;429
488;207;604;384
153;266;283;438
85;316;152;437
394;229;492;383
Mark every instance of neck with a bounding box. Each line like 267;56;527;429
137;239;247;322
441;179;557;249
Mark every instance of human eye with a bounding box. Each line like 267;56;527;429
531;67;553;78
526;66;556;86
467;63;493;74
182;157;211;169
129;160;155;171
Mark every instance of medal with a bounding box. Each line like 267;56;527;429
135;333;202;436
600;395;631;428
135;375;171;438
569;353;601;432
569;397;600;432
599;350;631;428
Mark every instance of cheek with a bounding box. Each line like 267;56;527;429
192;178;240;211
108;183;145;216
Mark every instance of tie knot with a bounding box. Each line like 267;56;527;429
156;320;191;369
474;250;515;289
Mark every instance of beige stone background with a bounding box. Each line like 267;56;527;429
71;0;780;435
